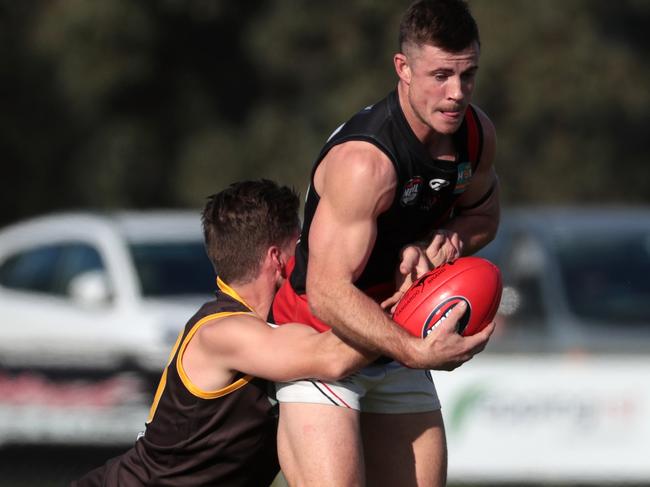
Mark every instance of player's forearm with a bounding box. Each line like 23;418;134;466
307;280;423;368
319;333;377;379
247;324;369;382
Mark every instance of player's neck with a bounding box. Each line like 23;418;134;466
231;277;274;321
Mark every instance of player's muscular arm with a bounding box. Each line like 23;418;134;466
307;143;412;356
427;108;500;266
184;314;374;387
305;142;491;369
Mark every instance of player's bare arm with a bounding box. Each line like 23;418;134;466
182;313;375;389
307;141;491;369
426;107;500;267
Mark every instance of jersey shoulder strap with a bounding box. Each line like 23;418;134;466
464;104;484;169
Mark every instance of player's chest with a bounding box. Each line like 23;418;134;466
397;159;473;212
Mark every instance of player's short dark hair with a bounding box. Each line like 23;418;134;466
399;0;480;53
201;179;300;284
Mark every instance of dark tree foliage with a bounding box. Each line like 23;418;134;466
1;0;648;227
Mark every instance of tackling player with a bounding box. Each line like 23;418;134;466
72;179;481;486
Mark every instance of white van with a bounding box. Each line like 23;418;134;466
0;211;215;371
0;211;216;446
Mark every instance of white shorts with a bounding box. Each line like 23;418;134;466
275;361;440;414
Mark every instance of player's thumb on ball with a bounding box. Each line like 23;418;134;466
448;301;467;323
454;301;467;313
437;301;467;334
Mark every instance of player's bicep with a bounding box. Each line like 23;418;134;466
308;142;397;283
456;165;498;212
211;317;332;382
308;195;377;282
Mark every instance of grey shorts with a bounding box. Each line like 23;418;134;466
275;361;440;414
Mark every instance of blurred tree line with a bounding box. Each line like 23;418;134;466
1;0;648;227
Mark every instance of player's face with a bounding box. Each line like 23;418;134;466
403;42;479;135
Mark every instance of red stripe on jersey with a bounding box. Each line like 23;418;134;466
466;106;480;165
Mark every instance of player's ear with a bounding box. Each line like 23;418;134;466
268;246;287;278
269;246;280;269
394;52;411;84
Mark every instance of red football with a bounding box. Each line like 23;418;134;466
392;256;502;338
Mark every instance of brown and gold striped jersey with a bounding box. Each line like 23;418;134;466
74;278;279;486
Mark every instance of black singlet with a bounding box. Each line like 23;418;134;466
73;278;279;487
273;89;483;332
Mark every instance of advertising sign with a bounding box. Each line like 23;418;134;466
434;355;650;484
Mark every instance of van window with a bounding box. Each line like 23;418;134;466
129;242;215;297
0;243;105;297
555;231;650;326
0;245;62;293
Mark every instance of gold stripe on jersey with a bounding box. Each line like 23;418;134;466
176;311;254;399
216;276;257;312
176;277;260;399
146;328;185;424
147;277;259;419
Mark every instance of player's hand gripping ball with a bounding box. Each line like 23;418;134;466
392;256;502;337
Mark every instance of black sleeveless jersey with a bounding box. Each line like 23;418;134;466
272;90;484;332
291;89;483;299
74;278;279;487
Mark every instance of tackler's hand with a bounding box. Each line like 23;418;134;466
381;245;431;313
425;229;463;268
